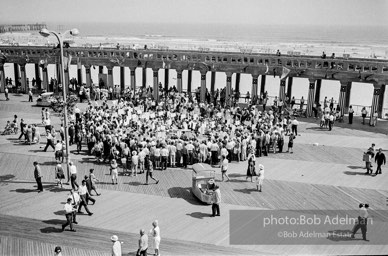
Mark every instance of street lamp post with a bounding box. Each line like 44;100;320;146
39;28;79;182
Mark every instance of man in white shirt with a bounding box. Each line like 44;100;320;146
185;141;195;165
169;142;177;167
54;140;63;162
77;180;93;216
160;146;169;170
62;198;77;232
210;141;220;166
351;204;369;241
329;113;334;131
43;130;55;152
291;117;299;136
69;161;79;190
137;229;149;256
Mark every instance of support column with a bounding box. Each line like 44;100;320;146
315;79;322;105
226;72;232;106
279;79;286;102
377;84;386;118
235;73;241;97
142;67;147;88
307;79;316;117
14;63;19;87
187;69;192;94
20;64;27;93
77;64;82;86
286;77;293;100
251;74;259;99
107;67;114;88
56;63;61;85
34;63;41;89
153;68;159;102
210;71;216;95
377;84;388;118
164;68;169;94
345;82;352;114
85;66;91;88
260;75;266;96
42;65;49;91
0;64;5;93
120;66;125;93
338;81;348;117
200;71;207;103
130;67;136;93
177;70;183;93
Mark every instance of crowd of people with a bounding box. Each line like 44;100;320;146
58;84;301;187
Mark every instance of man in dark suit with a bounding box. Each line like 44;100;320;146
68;123;75;145
375;148;386;175
83;175;96;205
18;119;26;140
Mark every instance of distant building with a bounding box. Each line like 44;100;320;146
0;23;47;33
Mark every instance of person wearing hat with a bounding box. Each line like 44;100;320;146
33;161;43;192
256;164;265;192
54;246;62;256
111;235;122;256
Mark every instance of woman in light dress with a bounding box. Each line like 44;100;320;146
150;220;161;256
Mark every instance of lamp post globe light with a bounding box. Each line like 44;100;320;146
39;28;79;183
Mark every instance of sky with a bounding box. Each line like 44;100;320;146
1;0;387;27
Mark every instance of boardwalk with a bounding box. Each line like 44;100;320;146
0;95;387;255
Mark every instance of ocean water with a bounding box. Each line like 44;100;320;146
5;23;388;108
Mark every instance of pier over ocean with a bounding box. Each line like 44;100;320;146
0;45;387;120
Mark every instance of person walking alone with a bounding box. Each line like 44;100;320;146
145;155;159;185
77;180;93;216
111;235;122;256
43;129;55;152
69;161;79;190
28;89;33;102
374;148;386;175
33;161;43;192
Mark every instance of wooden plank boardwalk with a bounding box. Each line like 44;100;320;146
0;214;260;256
